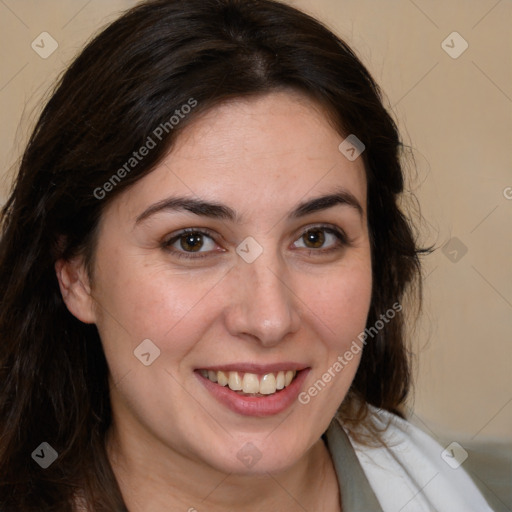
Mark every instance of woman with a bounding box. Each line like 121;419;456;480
0;0;494;510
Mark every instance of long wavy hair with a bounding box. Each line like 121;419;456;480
0;0;424;509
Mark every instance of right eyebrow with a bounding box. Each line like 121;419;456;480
135;197;239;225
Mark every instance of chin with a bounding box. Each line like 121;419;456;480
200;432;310;476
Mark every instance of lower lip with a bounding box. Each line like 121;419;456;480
196;369;310;417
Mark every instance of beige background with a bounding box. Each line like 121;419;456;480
1;0;511;497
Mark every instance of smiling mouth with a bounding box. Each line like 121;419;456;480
198;369;299;396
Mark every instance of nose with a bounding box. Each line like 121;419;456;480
224;254;301;348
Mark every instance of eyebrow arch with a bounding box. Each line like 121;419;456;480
291;188;363;219
134;187;363;225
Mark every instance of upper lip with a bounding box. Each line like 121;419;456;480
196;363;308;373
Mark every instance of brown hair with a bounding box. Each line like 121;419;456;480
0;0;424;509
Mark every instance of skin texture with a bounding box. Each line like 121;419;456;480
56;91;372;511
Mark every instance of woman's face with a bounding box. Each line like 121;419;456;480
72;91;372;475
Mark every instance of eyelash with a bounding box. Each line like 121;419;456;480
161;224;349;261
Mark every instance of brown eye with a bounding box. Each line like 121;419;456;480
303;229;325;248
164;229;218;257
292;226;347;252
180;232;204;252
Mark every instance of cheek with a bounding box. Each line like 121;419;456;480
296;255;372;401
91;247;228;380
306;257;372;343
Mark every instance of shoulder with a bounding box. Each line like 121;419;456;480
335;406;495;512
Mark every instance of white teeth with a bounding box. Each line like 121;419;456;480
201;369;298;395
228;371;243;391
259;373;277;395
242;373;260;393
276;371;285;390
217;370;229;386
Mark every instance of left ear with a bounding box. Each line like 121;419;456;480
55;256;97;324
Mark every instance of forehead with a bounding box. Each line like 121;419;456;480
109;91;367;224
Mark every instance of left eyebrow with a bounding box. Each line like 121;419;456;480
291;188;363;219
134;187;363;225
